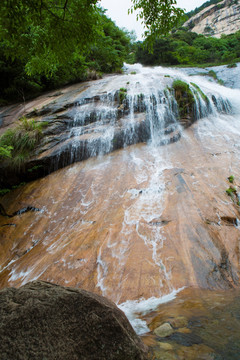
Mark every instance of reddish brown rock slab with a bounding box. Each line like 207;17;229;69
1;118;240;303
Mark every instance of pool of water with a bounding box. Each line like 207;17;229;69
141;287;240;359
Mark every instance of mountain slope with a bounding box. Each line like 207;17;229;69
184;0;240;37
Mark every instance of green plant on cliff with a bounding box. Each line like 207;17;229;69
172;80;194;118
190;82;209;103
0;145;13;160
119;88;127;104
0;117;48;169
228;175;234;183
226;186;237;196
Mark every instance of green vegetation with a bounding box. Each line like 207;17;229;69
0;182;26;197
135;29;240;67
225;175;240;205
226;184;238;201
226;187;237;196
227;63;237;68
0;0;187;104
119;88;127;104
208;70;217;80
194;70;224;85
172;80;194;118
190;82;209;102
0;188;11;196
27;165;43;173
129;0;184;47
0;145;13;160
186;0;223;20
228;175;235;183
130;71;137;75
0;5;133;104
0;117;48;169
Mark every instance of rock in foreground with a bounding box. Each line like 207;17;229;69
0;281;147;360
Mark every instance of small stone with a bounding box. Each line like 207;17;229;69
159;342;173;350
169;316;188;328
154;323;174;337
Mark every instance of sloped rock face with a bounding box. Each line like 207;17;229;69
184;0;240;37
0;73;231;189
0;281;147;360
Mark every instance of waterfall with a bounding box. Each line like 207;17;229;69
40;63;234;174
1;63;240;337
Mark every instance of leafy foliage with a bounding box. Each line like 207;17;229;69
135;29;240;66
172;80;194;118
129;0;184;46
0;0;185;81
228;175;235;183
0;0;100;77
0;145;13;160
0;117;48;169
0;9;132;103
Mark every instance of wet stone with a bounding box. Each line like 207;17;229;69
158;342;174;350
169;316;188;329
154;323;174;338
168;332;203;347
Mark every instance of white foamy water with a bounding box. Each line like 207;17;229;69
118;287;185;335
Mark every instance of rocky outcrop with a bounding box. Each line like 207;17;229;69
184;0;240;37
0;281;147;360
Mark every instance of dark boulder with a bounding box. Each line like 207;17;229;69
0;281;148;360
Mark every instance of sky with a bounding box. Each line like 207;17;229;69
100;0;206;40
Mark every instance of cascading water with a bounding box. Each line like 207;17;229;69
46;63;233;173
1;63;240;337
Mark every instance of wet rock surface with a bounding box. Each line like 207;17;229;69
154;323;174;338
143;288;240;359
0;281;147;360
0;68;232;188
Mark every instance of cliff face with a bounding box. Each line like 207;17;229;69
184;0;240;37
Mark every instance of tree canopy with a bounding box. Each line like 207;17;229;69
0;0;101;76
135;28;240;66
0;0;184;76
129;0;184;44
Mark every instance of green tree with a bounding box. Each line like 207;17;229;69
129;0;184;41
0;0;100;77
0;0;185;77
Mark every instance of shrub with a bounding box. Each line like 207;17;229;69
0;145;13;160
227;63;237;68
119;88;127;104
0;117;48;169
226;187;237;196
172;80;195;119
